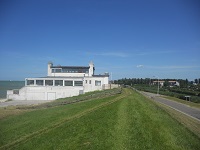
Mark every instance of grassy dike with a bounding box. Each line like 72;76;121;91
0;88;200;150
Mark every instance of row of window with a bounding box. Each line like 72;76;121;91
85;80;101;86
26;80;83;86
52;68;89;73
85;80;91;84
26;80;102;87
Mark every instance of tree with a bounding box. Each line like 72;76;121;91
194;78;200;84
185;79;189;87
164;81;170;87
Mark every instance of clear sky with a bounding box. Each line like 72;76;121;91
0;0;200;81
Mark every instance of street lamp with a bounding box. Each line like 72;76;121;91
149;78;152;86
153;76;159;95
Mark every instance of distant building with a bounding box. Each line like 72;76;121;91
152;81;165;87
153;80;180;87
7;61;113;100
168;81;180;87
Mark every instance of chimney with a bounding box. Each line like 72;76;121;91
48;61;53;76
89;61;95;76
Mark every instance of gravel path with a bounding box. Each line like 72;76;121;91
0;100;53;107
141;91;200;121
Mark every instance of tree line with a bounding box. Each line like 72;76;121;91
113;78;200;88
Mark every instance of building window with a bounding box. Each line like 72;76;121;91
27;80;34;85
65;80;73;86
52;68;62;73
62;69;69;73
13;90;19;94
95;80;101;86
45;80;53;86
36;80;44;86
52;68;89;73
74;81;83;86
85;80;87;84
89;80;91;84
55;80;63;86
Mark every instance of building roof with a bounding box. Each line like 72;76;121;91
92;75;109;77
26;76;84;79
51;66;90;69
153;81;165;83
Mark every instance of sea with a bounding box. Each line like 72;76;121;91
0;81;25;99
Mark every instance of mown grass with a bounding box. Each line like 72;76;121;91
0;94;120;148
0;88;200;150
151;99;200;138
0;88;121;119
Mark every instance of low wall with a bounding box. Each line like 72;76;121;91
7;84;120;101
103;84;120;90
7;86;83;100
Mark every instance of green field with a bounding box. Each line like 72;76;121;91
0;88;200;150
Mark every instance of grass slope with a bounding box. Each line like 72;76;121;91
0;89;200;150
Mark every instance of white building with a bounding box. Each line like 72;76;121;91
7;61;110;100
152;80;180;87
168;81;180;87
152;81;165;87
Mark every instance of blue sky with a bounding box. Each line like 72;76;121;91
0;0;200;81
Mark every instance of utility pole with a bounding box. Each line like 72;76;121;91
157;77;159;95
153;76;159;95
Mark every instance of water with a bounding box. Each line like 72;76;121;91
0;81;25;99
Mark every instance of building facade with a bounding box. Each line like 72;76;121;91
7;61;110;100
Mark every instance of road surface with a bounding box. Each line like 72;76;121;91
141;91;200;121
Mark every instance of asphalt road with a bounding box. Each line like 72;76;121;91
141;91;200;121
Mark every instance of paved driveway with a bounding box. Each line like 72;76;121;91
141;91;200;121
0;100;53;107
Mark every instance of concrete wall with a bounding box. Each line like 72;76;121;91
7;86;83;100
103;84;120;90
83;76;109;92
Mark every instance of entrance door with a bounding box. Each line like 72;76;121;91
79;90;84;95
47;92;56;100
